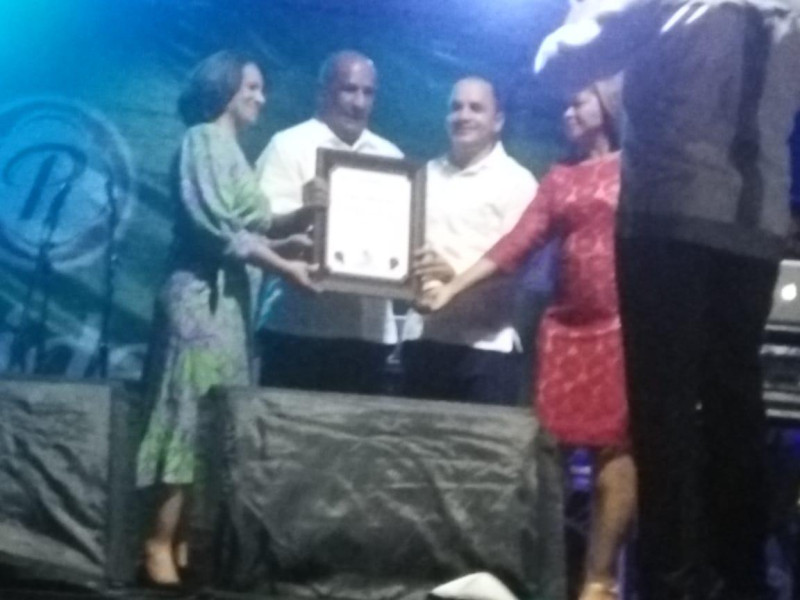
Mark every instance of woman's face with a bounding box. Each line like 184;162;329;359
226;63;266;127
563;89;605;145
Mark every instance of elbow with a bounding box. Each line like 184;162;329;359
533;21;609;97
533;34;561;84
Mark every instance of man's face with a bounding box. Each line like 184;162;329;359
446;79;503;158
321;59;376;145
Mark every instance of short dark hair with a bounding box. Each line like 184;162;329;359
178;49;261;126
452;75;506;114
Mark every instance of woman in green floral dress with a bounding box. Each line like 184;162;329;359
136;50;318;585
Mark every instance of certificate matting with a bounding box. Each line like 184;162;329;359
311;149;425;299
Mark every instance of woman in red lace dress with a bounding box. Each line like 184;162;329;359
421;81;634;600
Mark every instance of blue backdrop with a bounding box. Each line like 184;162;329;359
3;0;797;381
0;0;570;380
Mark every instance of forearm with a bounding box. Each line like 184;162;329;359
238;232;318;291
446;257;500;299
269;207;313;237
244;236;300;276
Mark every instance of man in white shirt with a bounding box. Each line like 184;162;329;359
401;77;538;405
256;50;403;394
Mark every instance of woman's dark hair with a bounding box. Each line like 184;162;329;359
178;49;261;126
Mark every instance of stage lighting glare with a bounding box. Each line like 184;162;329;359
781;283;798;303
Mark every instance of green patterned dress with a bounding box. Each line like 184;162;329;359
137;122;271;487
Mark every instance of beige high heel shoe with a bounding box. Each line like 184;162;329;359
142;540;181;586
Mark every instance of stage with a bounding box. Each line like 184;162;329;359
0;379;798;600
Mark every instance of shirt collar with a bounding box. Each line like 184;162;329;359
311;117;378;152
439;142;508;176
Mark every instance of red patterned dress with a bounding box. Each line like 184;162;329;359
486;152;627;446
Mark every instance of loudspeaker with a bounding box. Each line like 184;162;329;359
0;377;142;589
197;387;566;600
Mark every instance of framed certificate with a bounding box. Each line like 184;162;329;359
309;148;426;300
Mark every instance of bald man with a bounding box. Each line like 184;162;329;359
401;77;538;405
255;51;403;394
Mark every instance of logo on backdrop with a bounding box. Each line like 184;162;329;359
0;98;139;377
0;98;134;268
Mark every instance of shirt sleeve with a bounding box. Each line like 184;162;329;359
180;126;271;261
255;135;305;215
485;170;558;273
500;170;540;234
534;0;664;95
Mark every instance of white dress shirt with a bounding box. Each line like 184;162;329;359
402;143;539;352
255;118;403;343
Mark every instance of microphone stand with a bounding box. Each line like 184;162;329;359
94;172;119;379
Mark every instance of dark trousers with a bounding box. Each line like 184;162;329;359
616;237;779;600
401;340;524;407
258;331;392;395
